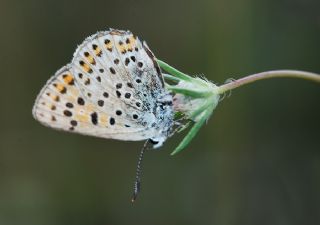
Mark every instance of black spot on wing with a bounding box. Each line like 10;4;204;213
91;112;98;125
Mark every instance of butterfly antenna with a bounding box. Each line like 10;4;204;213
131;140;149;202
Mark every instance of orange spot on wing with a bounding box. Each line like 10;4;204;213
49;94;60;102
126;36;136;51
53;95;60;101
105;42;113;50
116;41;127;53
75;114;89;123
80;61;92;73
99;114;108;125
94;47;102;56
53;83;66;93
63;74;74;85
85;54;96;65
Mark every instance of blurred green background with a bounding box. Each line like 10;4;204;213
0;0;319;224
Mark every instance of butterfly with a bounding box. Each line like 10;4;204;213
32;29;174;149
32;29;177;201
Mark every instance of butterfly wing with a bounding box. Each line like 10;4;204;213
33;29;168;141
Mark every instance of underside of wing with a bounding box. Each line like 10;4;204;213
33;29;169;142
32;66;152;141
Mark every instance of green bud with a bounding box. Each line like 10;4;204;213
158;59;220;155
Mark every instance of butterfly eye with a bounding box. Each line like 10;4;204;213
149;139;159;145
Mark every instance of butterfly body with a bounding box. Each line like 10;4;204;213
33;29;174;148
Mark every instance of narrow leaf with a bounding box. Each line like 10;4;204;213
163;73;181;82
171;108;212;155
157;59;192;82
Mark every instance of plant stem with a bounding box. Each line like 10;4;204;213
217;70;320;94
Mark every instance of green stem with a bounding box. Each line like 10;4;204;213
217;70;320;94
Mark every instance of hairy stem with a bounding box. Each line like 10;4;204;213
217;70;320;94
